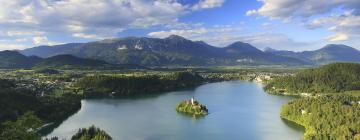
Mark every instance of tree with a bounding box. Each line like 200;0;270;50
1;111;43;140
71;125;112;140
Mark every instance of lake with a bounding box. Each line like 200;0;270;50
46;81;304;140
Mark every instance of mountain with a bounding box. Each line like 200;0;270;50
222;42;309;65
20;35;309;66
0;51;42;69
0;50;143;69
21;43;82;58
265;62;360;94
265;44;360;64
34;54;115;69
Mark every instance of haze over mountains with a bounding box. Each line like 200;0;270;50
0;35;359;69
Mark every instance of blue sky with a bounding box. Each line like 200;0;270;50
0;0;359;51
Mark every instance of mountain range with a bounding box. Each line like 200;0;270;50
0;51;142;69
264;44;360;64
19;35;309;66
0;35;357;68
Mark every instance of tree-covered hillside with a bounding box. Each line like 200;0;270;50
76;72;204;97
0;51;42;69
0;79;81;128
281;95;360;140
265;63;360;94
34;54;114;69
71;125;112;140
0;50;143;69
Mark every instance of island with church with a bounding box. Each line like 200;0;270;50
176;97;209;116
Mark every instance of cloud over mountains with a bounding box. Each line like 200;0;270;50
247;0;360;42
0;0;225;50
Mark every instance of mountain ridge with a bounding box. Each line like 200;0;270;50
19;35;310;66
265;44;360;64
0;51;144;69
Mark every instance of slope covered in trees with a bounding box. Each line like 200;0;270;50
0;79;81;130
0;50;144;70
34;54;114;69
265;63;360;94
71;125;112;140
75;72;205;97
1;112;112;140
281;95;360;139
0;112;43;140
0;51;42;69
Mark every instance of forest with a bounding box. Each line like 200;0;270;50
281;95;360;140
0;79;81;139
265;63;360;94
71;125;112;140
1;112;111;140
75;71;205;97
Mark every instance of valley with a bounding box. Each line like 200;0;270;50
1;36;360;140
1;1;359;139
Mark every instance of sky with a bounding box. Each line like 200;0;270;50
0;0;359;51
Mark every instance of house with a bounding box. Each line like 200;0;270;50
301;110;307;115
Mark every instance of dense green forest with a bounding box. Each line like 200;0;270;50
281;95;360;140
265;63;360;94
76;72;204;97
1;112;111;140
1;112;43;139
0;79;81;135
71;125;112;140
0;88;81;125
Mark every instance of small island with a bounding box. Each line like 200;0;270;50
176;97;208;116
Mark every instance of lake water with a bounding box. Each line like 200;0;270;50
46;81;304;140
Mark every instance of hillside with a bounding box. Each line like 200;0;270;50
281;95;360;139
265;63;360;94
75;72;205;97
224;42;308;65
0;51;42;69
265;44;360;64
35;54;114;69
0;50;142;69
20;35;309;66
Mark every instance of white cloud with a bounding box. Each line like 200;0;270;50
247;0;360;19
6;30;45;37
327;33;349;41
0;43;29;51
192;0;225;10
202;33;315;51
305;12;360;41
148;24;237;39
33;36;47;45
148;28;208;38
15;38;28;42
148;23;315;51
0;0;227;50
72;33;103;39
0;0;199;50
0;0;187;35
247;0;360;43
32;36;60;46
246;10;257;16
